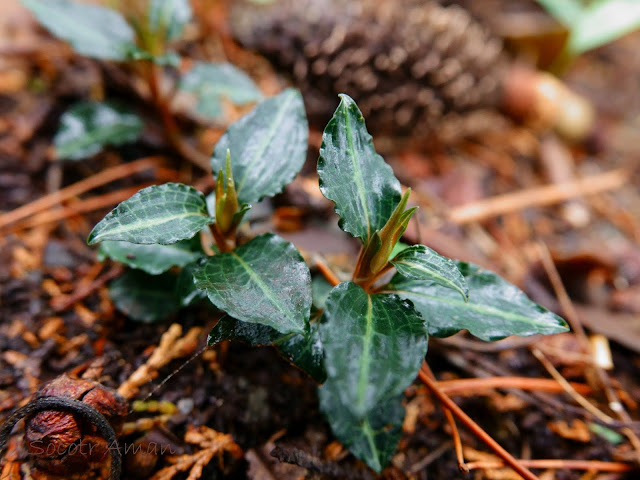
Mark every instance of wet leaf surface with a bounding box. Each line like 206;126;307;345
54;101;143;160
97;236;203;275
194;234;312;334
390;244;469;300
109;269;179;323
180;62;262;119
211;89;308;204
148;0;192;42
88;183;213;245
318;95;401;242
22;0;135;60
386;261;569;341
318;282;427;471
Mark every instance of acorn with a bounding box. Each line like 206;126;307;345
230;0;594;143
23;375;127;478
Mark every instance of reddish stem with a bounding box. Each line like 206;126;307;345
419;363;540;480
146;63;210;171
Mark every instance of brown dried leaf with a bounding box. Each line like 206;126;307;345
547;419;591;443
149;426;242;480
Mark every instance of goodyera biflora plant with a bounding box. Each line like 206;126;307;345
22;0;263;166
88;91;569;473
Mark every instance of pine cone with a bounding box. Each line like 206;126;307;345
230;0;508;139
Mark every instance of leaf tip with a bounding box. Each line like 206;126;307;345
87;227;101;245
461;287;470;302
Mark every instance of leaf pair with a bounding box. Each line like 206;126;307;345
23;0;263;160
22;0;191;62
89;90;312;335
316;95;569;471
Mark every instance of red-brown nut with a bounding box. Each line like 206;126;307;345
24;375;128;477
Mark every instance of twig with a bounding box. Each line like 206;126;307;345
436;377;592;396
531;348;615;424
315;258;341;287
465;459;632;473
418;362;540;480
51;265;124;312
438;335;544;352
146;63;210;171
449;169;628;224
407;440;453;474
536;243;640;461
14;185;151;231
590;193;640;244
536;243;587;341
0;157;161;231
421;363;467;472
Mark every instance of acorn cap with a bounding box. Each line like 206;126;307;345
24;375;128;476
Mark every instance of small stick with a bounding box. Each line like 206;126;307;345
15;185;150;231
0;157;161;231
51;265;124;312
536;243;587;342
407;440;453;473
418;363;540;480
315;258;341;287
271;445;374;480
537;243;640;460
146;63;210;171
437;335;542;352
436;376;592;396
421;363;467;472
465;459;632;473
531;347;615;425
449;169;628;224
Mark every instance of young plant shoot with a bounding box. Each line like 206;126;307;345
89;92;568;473
21;0;263;164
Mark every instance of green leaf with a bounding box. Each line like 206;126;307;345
148;0;192;41
319;389;404;473
390;245;469;301
320;282;427;417
97;237;203;275
21;0;135;60
588;423;624;445
180;62;263;119
193;233;312;334
568;0;640;55
54;101;143;160
368;190;417;275
208;316;326;383
385;261;569;341
318;94;402;242
312;275;333;310
175;262;207;307
88;183;214;245
109;269;179;323
123;45;180;66
534;0;583;27
211;89;308;204
389;241;410;260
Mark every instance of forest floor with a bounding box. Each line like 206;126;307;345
1;1;640;479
